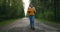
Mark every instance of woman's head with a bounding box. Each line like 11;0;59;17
29;4;33;8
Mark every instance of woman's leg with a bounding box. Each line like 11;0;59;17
29;16;35;30
29;16;32;28
31;16;34;28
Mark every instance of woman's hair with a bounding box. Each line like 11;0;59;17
29;4;33;8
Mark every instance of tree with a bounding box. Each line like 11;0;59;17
0;0;24;21
31;0;60;22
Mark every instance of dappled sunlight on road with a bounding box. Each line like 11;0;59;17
0;17;59;32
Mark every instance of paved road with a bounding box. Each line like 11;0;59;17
0;17;60;32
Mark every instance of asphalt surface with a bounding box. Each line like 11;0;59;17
0;17;60;32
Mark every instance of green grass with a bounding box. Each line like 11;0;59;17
0;19;17;26
37;18;60;25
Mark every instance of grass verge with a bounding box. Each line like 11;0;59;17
0;19;17;26
37;18;60;25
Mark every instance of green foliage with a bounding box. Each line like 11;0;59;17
31;0;60;22
0;0;24;21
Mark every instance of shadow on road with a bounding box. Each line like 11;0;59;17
0;17;60;32
8;26;45;32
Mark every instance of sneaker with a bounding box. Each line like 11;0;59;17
31;27;35;30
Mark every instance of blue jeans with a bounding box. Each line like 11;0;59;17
29;16;34;28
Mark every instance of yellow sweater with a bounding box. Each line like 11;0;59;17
28;7;36;16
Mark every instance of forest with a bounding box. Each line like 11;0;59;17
0;0;24;21
31;0;60;23
0;0;60;23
